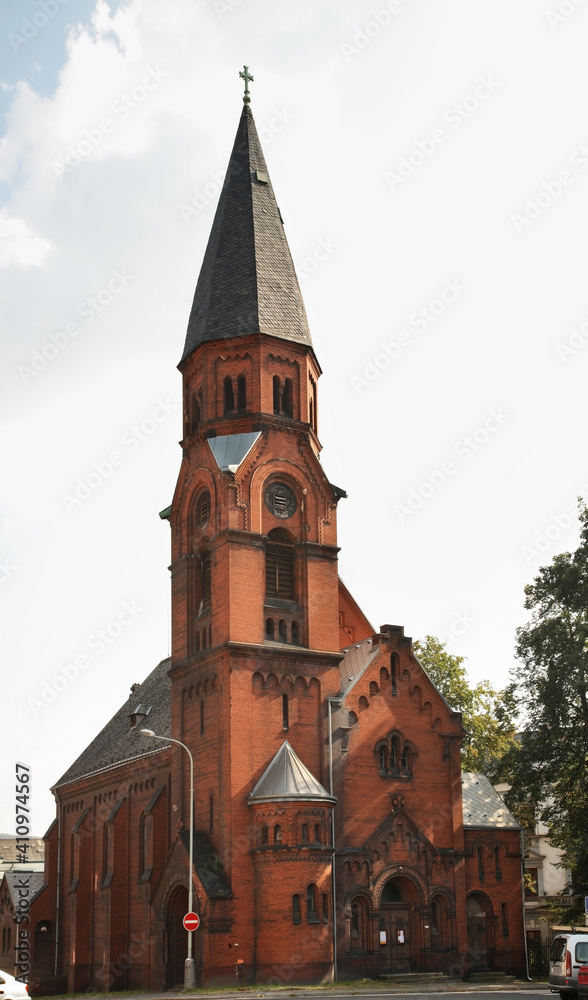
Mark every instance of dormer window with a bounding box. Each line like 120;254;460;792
129;704;152;729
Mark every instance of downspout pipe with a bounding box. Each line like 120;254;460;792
327;698;341;982
53;788;62;978
520;828;531;980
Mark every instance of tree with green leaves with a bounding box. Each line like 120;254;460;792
413;635;517;777
500;501;588;922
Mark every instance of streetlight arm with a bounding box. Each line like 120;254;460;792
139;728;196;988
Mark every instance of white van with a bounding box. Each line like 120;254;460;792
550;931;588;997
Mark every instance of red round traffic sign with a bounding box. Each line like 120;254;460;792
183;912;200;931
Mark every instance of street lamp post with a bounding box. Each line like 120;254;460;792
140;729;195;989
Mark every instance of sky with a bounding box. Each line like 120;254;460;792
1;0;587;837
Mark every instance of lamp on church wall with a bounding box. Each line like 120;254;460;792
140;728;196;989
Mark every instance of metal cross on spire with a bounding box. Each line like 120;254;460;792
239;65;254;105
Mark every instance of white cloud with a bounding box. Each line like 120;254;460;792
0;209;52;267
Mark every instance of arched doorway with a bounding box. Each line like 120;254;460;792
34;921;53;976
466;894;491;969
165;885;189;988
379;876;420;973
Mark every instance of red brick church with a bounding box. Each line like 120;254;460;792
29;85;525;990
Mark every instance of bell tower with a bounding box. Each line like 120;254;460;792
165;77;344;981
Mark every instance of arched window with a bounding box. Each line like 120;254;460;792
202;551;211;609
273;375;280;414
309;375;317;433
370;681;379;697
390;737;399;770
322;893;328;923
273;824;282;845
283;378;293;418
223;376;234;413
390;653;398;695
138;812;146;878
501;902;509;935
359;696;368;711
191;393;201;431
291;621;299;644
282;693;289;731
208;624;212;647
348;711;358;726
261;825;268;846
292;894;301;924
401;745;410;772
196;490;210;528
301;823;308;842
237;375;246;411
265;617;275;640
69;832;76;884
279;619;288;642
431;894;447;947
379;744;388;772
314;823;321;843
381;880;402;903
102;823;110;883
350;897;368;949
477;846;485;879
266;529;294;601
494;845;502;879
307;883;318;923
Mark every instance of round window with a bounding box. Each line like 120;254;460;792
264;482;297;519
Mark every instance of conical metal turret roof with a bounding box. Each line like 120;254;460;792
248;740;336;804
182;105;312;361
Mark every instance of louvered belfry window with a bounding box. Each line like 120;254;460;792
201;551;211;609
266;534;294;600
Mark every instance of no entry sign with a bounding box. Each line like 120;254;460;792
183;912;200;931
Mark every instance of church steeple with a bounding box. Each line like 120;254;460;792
182;103;312;362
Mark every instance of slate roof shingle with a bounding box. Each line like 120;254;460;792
182;105;312;361
55;658;172;787
462;773;520;830
249;740;336;803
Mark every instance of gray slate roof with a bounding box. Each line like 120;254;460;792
182;105;312;361
249;740;336;803
340;638;380;695
0;837;44;870
2;871;45;904
462;773;520;830
55;658;172;787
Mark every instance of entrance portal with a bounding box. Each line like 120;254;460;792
165;885;189;988
379;877;418;973
466;895;489;969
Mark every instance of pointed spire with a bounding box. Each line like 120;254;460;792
181;104;312;362
248;741;336;803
